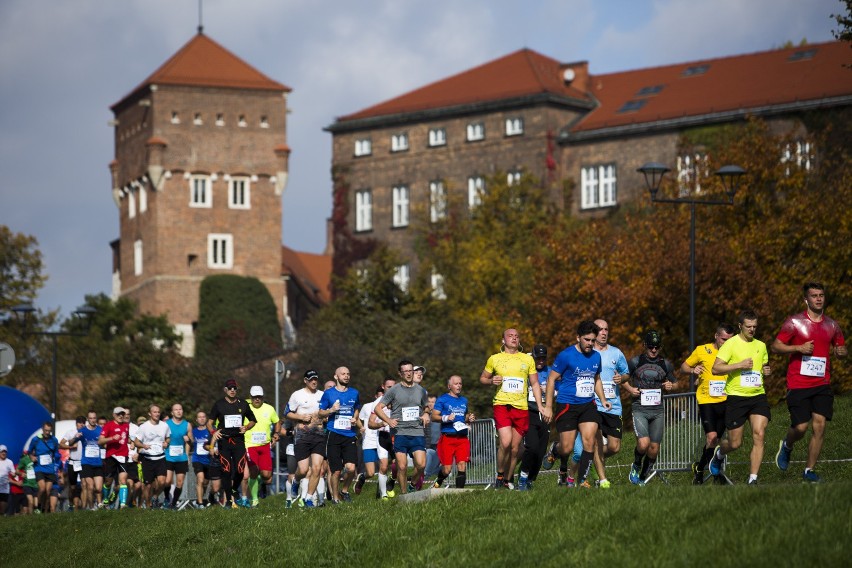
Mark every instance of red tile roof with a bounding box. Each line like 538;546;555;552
571;40;852;135
333;41;852;135
338;48;593;122
281;246;332;305
112;33;290;110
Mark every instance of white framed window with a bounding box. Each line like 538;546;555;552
208;233;233;269
260;116;269;128
193;113;203;126
238;115;247;127
428;128;447;147
781;140;813;176
139;187;147;213
507;170;521;186
354;138;372;157
133;240;143;276
466;122;485;142
505;117;524;136
581;164;618;209
392;185;409;228
430;180;446;222
228;176;251;209
393;264;410;292
215;113;225;126
128;191;136;219
171;111;180;124
431;270;446;300
676;153;707;196
468;176;485;209
391;133;409;152
189;175;212;208
355;189;372;231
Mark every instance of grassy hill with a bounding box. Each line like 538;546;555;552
3;396;851;567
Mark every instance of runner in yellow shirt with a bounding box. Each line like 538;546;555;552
709;310;772;485
480;328;549;489
681;323;735;484
243;386;280;507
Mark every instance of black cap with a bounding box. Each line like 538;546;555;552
532;344;547;359
304;369;319;381
644;330;662;348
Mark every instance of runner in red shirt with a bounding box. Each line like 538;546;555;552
772;282;846;482
99;407;131;508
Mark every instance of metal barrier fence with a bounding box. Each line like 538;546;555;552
447;418;497;487
644;391;704;483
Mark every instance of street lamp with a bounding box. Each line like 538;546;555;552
11;303;97;423
637;163;746;389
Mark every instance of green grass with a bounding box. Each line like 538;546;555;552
3;396;852;567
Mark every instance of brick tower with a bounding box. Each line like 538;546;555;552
108;32;292;356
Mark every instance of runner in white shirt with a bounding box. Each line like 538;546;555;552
132;404;170;508
354;386;394;499
59;415;86;510
285;369;326;508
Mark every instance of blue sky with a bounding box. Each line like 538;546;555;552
0;0;843;316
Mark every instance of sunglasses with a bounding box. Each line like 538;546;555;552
226;386;237;390
648;345;661;351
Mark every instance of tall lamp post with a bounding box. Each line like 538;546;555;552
637;163;745;390
11;303;97;424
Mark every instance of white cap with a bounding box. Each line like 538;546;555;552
250;386;264;397
0;444;7;452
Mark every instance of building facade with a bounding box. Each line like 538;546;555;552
327;41;852;286
109;32;311;356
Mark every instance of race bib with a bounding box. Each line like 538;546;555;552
100;449;106;459
333;416;352;430
401;406;420;421
740;370;762;388
251;432;268;444
39;454;53;466
72;461;82;472
26;469;35;480
453;421;468;432
148;442;163;455
224;414;242;429
169;445;184;456
801;356;826;378
502;377;525;394
603;382;616;399
640;389;662;406
196;442;209;456
285;443;295;456
84;445;100;458
113;456;126;463
576;377;594;398
709;380;726;397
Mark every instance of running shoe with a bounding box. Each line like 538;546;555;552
341;492;352;503
285;500;292;509
747;478;759;486
775;439;792;471
578;480;591;489
628;464;640;485
542;441;558;470
493;476;504;490
599;479;611;489
566;478;576;488
407;483;416;493
119;504;128;510
526;480;534;490
387;476;396;492
105;491;117;505
354;473;366;495
290;481;299;499
303;499;315;508
250;499;259;508
504;481;515;490
296;497;304;508
708;447;724;476
386;489;396;498
229;501;239;509
432;479;443;489
802;469;822;483
517;478;529;491
557;472;567;486
380;496;390;501
691;462;704;485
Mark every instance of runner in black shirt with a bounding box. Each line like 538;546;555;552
209;378;257;508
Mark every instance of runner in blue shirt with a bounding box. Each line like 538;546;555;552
430;375;475;488
164;403;192;509
319;366;361;503
543;320;611;488
78;411;104;509
27;421;61;513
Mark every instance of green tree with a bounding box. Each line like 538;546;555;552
195;275;282;365
0;226;46;309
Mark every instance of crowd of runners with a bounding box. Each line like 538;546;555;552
0;281;845;514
